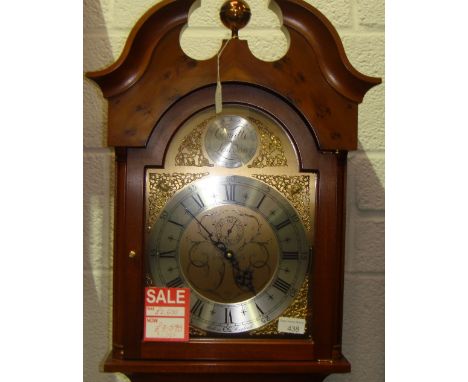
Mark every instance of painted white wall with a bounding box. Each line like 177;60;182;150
83;1;384;381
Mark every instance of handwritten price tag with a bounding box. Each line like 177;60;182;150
143;287;190;342
277;317;306;335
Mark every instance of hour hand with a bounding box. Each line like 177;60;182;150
226;218;238;237
211;238;227;253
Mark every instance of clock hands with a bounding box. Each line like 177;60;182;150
183;206;227;253
183;205;256;295
231;258;256;295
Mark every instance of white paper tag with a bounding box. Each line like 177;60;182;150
277;317;306;334
215;80;222;114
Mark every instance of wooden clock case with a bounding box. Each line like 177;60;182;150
86;0;381;381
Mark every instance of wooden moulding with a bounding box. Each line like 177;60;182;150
103;352;351;379
86;0;381;151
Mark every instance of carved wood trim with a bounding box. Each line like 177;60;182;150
86;0;381;150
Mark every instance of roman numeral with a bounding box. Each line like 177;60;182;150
256;194;266;209
273;278;291;294
275;219;291;231
166;276;184;288
282;251;299;260
255;302;265;315
224;184;236;202
168;219;184;228
224;308;234;324
159;250;176;259
191;193;205;209
190;299;205;317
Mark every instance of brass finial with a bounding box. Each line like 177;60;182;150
220;0;251;39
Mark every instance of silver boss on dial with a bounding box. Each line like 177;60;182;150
204;115;258;168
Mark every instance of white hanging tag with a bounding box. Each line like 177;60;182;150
215;80;223;114
215;38;232;114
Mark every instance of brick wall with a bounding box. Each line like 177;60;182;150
83;1;384;381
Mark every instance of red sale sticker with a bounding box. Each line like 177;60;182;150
143;287;190;342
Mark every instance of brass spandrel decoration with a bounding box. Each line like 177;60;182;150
189;326;208;337
147;172;209;227
175;118;214;167
250;276;309;336
252;174;312;232
248;117;287;168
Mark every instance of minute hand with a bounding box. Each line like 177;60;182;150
183;206;227;252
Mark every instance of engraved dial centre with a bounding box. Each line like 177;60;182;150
179;205;280;304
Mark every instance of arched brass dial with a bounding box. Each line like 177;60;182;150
146;175;310;334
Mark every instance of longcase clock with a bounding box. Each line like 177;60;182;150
86;0;381;381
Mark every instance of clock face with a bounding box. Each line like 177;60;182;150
145;104;316;336
147;175;310;334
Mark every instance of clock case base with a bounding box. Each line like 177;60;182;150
104;353;350;382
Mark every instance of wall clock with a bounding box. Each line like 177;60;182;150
86;0;381;381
